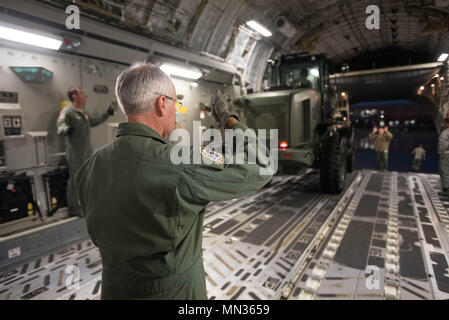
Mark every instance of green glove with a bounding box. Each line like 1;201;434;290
211;89;239;129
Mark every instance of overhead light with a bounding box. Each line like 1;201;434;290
280;141;289;148
160;63;202;80
438;53;448;62
419;86;425;90
441;77;445;81
431;84;435;88
0;24;62;50
341;92;347;97
310;68;319;77
246;21;272;37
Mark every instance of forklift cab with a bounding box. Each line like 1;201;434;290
268;53;333;120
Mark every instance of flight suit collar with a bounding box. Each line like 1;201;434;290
116;122;167;144
69;103;86;116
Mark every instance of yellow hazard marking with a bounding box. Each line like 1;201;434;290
177;106;188;114
206;274;217;287
60;100;70;110
51;197;57;209
27;203;33;215
58;270;64;286
214;253;234;271
226;286;239;296
208;262;225;278
226;252;242;264
281;222;305;247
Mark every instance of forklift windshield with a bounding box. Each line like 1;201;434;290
266;54;323;91
280;64;320;90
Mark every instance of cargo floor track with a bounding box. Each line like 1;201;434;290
1;170;449;300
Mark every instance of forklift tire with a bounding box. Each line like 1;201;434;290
347;127;355;173
347;149;356;173
320;134;347;194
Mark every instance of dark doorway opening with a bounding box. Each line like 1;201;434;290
351;100;438;173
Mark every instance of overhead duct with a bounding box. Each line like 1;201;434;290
274;16;296;38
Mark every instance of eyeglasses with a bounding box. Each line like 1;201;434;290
153;92;183;112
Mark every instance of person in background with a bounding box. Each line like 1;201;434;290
411;144;426;172
56;87;116;217
298;69;313;88
369;125;393;172
438;118;449;197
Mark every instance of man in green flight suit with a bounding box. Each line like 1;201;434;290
75;63;274;300
369;125;393;172
56;87;115;217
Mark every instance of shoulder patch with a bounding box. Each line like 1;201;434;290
58;113;65;120
200;147;224;164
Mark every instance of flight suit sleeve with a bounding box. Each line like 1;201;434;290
385;132;393;141
56;110;72;136
178;123;274;204
88;110;111;127
369;133;376;141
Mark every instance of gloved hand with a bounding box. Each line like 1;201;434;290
211;89;239;129
67;127;74;135
107;101;118;116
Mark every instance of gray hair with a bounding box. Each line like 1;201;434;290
115;62;174;115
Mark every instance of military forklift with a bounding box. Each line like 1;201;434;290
234;53;354;193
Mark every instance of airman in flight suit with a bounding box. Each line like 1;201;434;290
75;63;274;299
369;126;393;172
57;88;115;216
